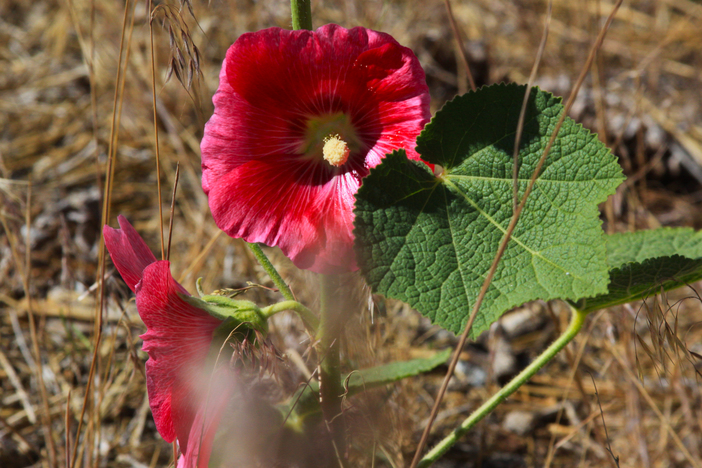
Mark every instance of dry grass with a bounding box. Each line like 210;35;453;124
1;0;701;467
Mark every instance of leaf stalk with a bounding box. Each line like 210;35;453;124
417;305;588;467
246;242;296;301
260;300;319;333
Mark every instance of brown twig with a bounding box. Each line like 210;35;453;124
95;6;139;458
70;1;134;466
513;0;553;212
167;162;181;262
590;373;621;467
23;181;58;468
65;389;72;468
281;369;321;427
106;0;138;228
409;2;623;466
610;344;702;468
0;413;38;456
0;348;36;424
443;0;476;92
177;230;224;284
149;0;166;261
543;308;608;468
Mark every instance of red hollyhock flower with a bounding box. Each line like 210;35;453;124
104;216;223;463
201;24;430;274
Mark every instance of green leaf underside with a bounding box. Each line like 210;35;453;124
576;228;702;312
343;348;451;393
354;83;624;337
603;227;702;266
289;349;451;417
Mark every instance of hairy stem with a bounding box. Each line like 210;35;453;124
246;242;295;302
260;300;319;333
418;306;588;468
317;274;347;467
291;0;312;31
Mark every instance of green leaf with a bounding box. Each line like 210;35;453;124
603;227;702;266
354;83;624;336
283;349;451;420
576;228;702;312
343;348;451;393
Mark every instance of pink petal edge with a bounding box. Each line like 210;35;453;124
103;215;157;292
137;261;223;447
103;216;223;453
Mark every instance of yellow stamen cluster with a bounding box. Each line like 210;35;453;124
322;134;350;167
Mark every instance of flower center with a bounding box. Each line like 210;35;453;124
322;135;350;166
299;112;361;167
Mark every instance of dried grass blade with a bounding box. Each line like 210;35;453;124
0;349;36;424
22;182;58;468
0;413;37;455
149;0;166;261
610;345;702;468
65;389;72;468
513;0;552;211
443;0;476;92
167;162;181;261
70;0;135;465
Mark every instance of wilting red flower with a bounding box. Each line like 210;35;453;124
104;216;223;464
201;24;430;274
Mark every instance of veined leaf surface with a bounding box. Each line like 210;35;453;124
354;84;624;336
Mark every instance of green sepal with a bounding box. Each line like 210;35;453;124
180;293;268;334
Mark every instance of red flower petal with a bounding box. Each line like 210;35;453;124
103;216;224;452
201;24;430;273
103;215;157;292
137;261;223;447
207;156;361;274
176;373;234;468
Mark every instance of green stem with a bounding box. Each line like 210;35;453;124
417;306;588;468
317;274;347;466
260;300;319;333
246;242;295;302
291;0;313;30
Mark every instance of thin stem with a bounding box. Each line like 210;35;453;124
291;0;312;30
166;162;180;262
317;274;347;467
246;242;295;301
23;183;57;468
443;0;475;92
260;300;319;333
71;2;133;463
417;306;588;468
148;0;165;260
512;0;552;212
